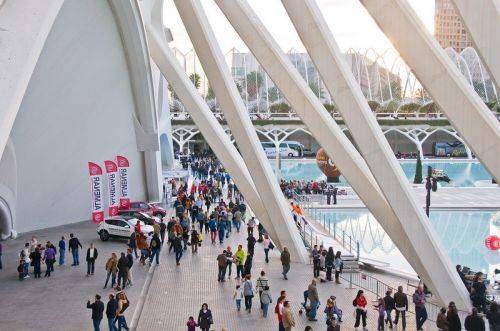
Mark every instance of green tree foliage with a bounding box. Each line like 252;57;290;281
414;154;423;184
246;71;263;99
189;73;201;89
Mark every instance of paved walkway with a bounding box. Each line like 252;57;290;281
0;221;148;331
136;223;424;330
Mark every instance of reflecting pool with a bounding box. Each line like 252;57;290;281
273;159;492;187
314;209;500;275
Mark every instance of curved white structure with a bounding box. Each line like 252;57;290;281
0;0;162;235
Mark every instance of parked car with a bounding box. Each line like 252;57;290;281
121;201;166;217
117;210;160;226
97;218;154;241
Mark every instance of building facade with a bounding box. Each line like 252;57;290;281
434;0;473;52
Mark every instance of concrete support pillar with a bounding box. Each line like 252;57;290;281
361;0;500;183
172;0;307;261
281;0;470;309
451;0;500;88
146;23;303;261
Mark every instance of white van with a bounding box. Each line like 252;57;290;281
261;141;304;158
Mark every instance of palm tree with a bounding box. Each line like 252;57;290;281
246;71;263;99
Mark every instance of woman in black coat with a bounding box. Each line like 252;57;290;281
325;247;335;281
447;302;462;331
197;303;213;331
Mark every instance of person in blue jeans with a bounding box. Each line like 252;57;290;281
149;233;162;266
260;286;272;317
68;233;82;266
217;219;226;244
106;293;118;331
87;294;104;331
58;236;65;265
413;285;428;330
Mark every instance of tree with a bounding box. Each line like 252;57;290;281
246;71;263;99
309;81;323;98
206;85;215;100
189;73;201;90
167;83;179;101
267;86;279;103
414;154;423;184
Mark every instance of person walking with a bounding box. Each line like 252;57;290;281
394;285;408;329
225;247;233;277
43;244;56;277
208;217;217;244
190;226;199;254
447;301;462;331
217;250;228;282
465;307;485;331
58;236;66;266
256;270;269;310
117;253;129;289
260;286;272;318
106;294;118;331
173;235;183;266
353;290;368;330
486;302;500;330
197;303;213;331
280;247;291;280
149;233;161;266
87;294;105;331
128;232;138;259
247;217;256;237
384;289;395;329
186;316;198;331
116;291;129;331
247;234;256;257
263;234;272;263
374;298;387;331
436;307;449;330
126;248;134;287
69;233;83;266
104;253;118;289
86;243;98;276
234;245;245;279
233;284;244;311
307;279;319;321
243;274;254;313
282;301;295;331
413;284;428;331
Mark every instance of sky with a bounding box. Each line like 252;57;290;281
163;0;435;55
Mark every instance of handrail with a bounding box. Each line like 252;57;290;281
294;205;450;323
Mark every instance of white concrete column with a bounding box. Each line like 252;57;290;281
146;23;294;260
361;0;500;183
451;0;500;88
281;0;470;309
172;0;307;261
213;0;463;304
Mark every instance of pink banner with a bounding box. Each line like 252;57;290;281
88;162;104;223
116;155;130;209
104;160;119;216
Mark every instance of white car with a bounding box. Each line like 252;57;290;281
97;217;154;241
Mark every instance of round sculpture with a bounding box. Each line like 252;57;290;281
315;148;341;182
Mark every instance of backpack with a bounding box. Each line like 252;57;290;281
151;239;158;248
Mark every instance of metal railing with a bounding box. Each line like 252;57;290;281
294;205;456;323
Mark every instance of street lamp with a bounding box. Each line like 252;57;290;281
425;166;438;217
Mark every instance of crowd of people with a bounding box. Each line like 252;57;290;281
281;180;340;204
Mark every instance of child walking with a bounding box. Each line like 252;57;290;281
233;284;243;311
186;316;198;331
374;297;387;330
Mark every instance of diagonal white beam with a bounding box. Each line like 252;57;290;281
451;0;500;88
213;0;459;304
282;0;470;309
173;0;307;262
361;0;500;183
145;23;288;260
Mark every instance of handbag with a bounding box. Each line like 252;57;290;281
269;242;275;250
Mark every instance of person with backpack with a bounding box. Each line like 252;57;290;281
353;290;368;329
87;294;105;331
68;233;83;266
